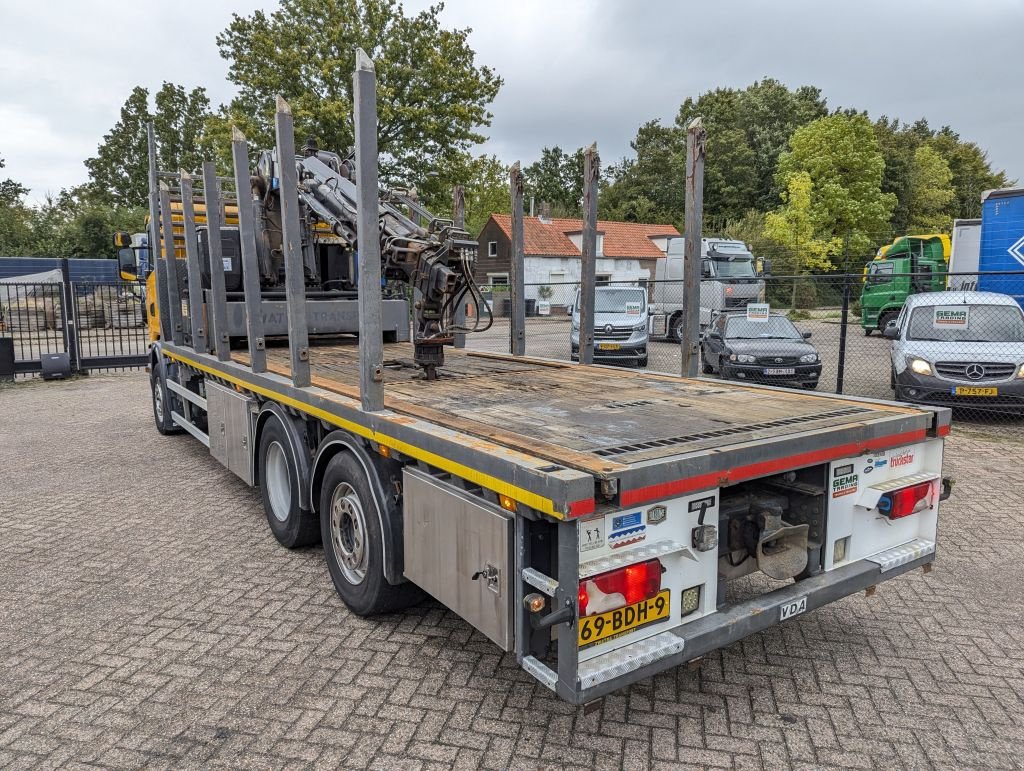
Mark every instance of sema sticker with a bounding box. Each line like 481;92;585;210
832;473;859;498
933;306;969;328
746;303;770;321
625;302;643;316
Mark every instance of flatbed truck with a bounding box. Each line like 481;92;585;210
137;51;951;705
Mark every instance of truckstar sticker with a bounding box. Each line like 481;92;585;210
1009;235;1024;268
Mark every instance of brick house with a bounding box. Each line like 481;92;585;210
475;214;680;308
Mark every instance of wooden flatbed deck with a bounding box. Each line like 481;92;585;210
233;342;917;478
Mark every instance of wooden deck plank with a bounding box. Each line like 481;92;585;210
233;343;908;471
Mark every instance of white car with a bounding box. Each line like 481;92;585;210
884;291;1024;413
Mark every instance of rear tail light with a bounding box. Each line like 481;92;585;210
878;480;934;519
578;559;662;617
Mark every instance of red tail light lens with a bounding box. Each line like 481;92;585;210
878;480;933;519
578;559;662;617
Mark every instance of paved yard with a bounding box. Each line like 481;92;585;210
1;372;1023;770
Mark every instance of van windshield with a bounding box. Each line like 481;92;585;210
591;288;647;314
908;304;1024;342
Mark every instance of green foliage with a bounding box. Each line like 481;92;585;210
459;154;508;236
85;83;210;208
600;121;684;225
763;172;842;274
208;0;502;203
774;113;896;259
522;146;584;217
907;145;955;232
929;127;1012;218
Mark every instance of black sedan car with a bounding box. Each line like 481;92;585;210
700;312;822;389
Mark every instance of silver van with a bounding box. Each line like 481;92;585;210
570;286;649;367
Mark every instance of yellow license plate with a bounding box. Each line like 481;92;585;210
597;342;620;351
954;386;998;396
578;590;670;649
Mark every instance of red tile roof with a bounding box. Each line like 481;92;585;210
487;214;679;259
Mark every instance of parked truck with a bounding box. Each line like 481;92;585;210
649;237;765;340
860;234;949;334
136;52;950;705
947;188;1024;305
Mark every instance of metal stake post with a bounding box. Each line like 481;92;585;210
836;274;851;394
146;123;171;342
158;182;185;346
580;143;599;366
274;96;312;388
510;164;526;356
200;163;231;362
230;128;267;372
179;171;208;354
452;185;467;349
59;258;80;372
682;118;706;378
353;51;384;410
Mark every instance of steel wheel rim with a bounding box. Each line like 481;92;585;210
153;380;164;422
265;441;292;522
330;482;367;585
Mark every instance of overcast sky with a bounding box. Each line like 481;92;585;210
2;0;1021;203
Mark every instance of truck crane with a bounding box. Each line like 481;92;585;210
128;50;951;706
117;137;491;380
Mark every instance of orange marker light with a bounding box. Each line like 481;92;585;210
500;495;517;512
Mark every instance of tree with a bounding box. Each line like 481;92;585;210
522;146;583;216
775;113;896;261
907;145;954;232
85;83;210;208
763;173;842;307
209;0;502;208
929;127;1011;219
0;154;32;255
600;121;685;225
460;155;508;235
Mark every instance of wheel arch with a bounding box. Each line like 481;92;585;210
311;431;405;585
253;403;313;512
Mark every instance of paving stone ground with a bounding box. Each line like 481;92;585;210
1;371;1023;770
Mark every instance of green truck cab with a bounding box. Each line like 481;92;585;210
861;234;950;335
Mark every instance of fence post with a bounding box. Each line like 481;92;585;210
353;50;384;409
452;185;467;350
59;258;80;373
580;143;599;366
509;163;526;357
682;117;706;378
836;273;851;395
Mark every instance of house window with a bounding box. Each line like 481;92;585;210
596;273;613;285
487;272;509;287
487;241;497;257
597;234;604;256
548;271;566;285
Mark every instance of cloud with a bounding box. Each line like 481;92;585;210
1;0;1020;203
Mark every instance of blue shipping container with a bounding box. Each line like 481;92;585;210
978;187;1024;307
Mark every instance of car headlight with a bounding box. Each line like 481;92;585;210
732;354;756;363
633;321;647;331
1018;364;1024;379
909;357;933;376
799;353;818;364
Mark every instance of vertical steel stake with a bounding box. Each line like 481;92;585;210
509;163;526;356
452;185;467;349
158;182;185;346
353;52;384;410
682;117;706;378
201;162;231;362
231;128;267;373
274;96;312;387
179;171;208;354
146;123;171;342
580;143;599;366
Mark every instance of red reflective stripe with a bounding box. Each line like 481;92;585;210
619;429;929;507
936;424;951;437
568;498;595;518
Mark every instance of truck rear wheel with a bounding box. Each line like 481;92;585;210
670;314;685;342
878;311;897;333
258;418;320;549
319;452;423;616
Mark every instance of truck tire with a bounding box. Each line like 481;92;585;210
151;369;182;435
319;452;423;616
878;311;897;334
258;418;320;549
670;314;685;342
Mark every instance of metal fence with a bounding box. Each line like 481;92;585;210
0;272;148;378
462;272;1024;427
